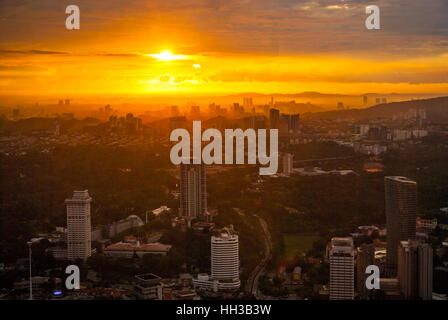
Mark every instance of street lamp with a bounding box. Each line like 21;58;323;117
27;241;33;300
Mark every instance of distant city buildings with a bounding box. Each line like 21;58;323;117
269;108;280;129
329;237;355;300
385;176;417;276
282;153;293;176
243;97;253;110
66;190;92;261
108;113;142;134
190;105;200;119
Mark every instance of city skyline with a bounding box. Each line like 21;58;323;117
1;0;447;304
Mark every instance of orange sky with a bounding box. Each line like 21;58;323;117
1;0;448;97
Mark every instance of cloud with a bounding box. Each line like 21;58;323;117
0;0;447;58
95;53;142;57
0;50;68;55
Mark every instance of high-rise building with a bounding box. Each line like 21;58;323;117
418;243;433;300
180;163;208;223
211;229;240;286
329;237;355;300
269;108;280;129
192;227;240;292
282;153;293;176
65;190;92;261
397;240;419;299
385;176;417;276
397;240;433;300
356;243;375;300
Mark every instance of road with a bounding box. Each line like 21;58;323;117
245;214;272;299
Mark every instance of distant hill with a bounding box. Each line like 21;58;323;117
304;96;448;122
0;117;100;135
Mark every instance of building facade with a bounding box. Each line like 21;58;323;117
356;243;375;300
282;153;294;176
385;176;417;276
329;237;355;300
397;240;419;299
193;227;240;292
180;163;208;222
418;243;433;300
66;190;92;261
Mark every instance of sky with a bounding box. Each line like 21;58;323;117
0;0;448;97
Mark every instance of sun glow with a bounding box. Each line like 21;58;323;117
148;50;189;61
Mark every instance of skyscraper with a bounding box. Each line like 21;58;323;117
329;237;355;300
211;228;240;289
180;162;208;223
66;190;92;261
397;240;419;299
397;240;433;300
356;243;375;300
385;176;417;276
418;243;433;300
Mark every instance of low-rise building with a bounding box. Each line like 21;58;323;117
134;273;162;300
104;241;171;258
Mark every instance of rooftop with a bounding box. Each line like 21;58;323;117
105;242;171;252
385;176;417;184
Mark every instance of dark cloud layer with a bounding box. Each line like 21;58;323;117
0;0;447;57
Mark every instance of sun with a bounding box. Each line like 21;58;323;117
148;50;189;61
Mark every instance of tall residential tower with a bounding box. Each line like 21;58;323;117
180;163;208;223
